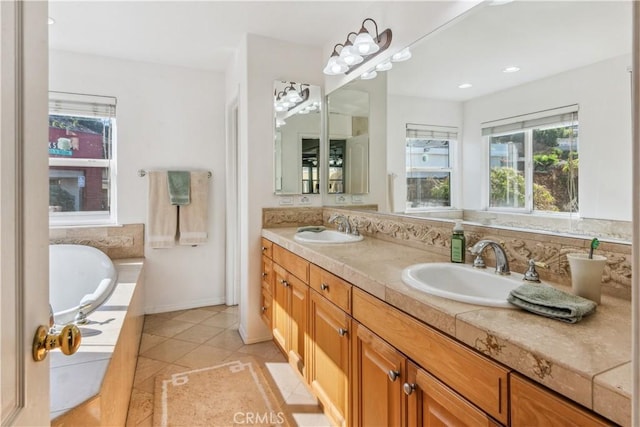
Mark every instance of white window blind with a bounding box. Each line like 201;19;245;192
406;123;458;140
481;105;578;136
49;91;116;118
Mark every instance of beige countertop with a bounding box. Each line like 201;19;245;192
263;228;631;426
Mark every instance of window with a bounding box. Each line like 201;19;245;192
484;106;578;214
49;92;117;225
406;124;457;210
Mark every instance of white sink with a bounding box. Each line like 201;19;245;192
294;230;364;244
401;263;524;308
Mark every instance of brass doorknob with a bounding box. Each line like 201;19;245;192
33;324;82;362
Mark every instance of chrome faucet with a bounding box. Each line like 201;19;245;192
469;240;511;275
328;213;351;234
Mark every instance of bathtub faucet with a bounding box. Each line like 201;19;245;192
74;302;92;325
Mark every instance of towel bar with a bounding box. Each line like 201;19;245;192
138;169;212;178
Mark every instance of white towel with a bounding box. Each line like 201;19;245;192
147;171;177;248
179;171;209;245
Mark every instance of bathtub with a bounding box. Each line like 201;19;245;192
49;244;118;325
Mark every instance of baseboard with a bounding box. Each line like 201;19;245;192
238;323;273;345
144;296;228;314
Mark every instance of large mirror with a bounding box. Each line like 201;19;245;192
326;82;371;194
273;81;322;195
341;1;633;240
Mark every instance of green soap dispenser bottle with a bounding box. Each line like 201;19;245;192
451;222;465;263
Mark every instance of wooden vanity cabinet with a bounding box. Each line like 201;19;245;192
309;289;352;427
352;287;510;425
406;362;501;427
270;245;309;379
510;373;614;427
259;239;274;328
352;322;405;427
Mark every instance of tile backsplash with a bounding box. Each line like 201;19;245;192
49;223;144;259
267;207;631;300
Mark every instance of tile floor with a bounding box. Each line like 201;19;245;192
125;305;331;426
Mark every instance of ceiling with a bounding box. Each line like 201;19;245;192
388;1;632;101
48;1;389;71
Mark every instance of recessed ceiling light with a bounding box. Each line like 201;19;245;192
48;17;55;25
458;83;472;89
503;66;520;73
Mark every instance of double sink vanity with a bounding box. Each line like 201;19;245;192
260;209;630;426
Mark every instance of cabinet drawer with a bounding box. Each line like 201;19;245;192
310;264;352;314
510;373;613;426
352;288;509;425
273;244;309;283
261;255;273;294
260;238;273;259
260;288;272;328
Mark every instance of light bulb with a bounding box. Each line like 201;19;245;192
353;31;379;56
391;47;412;62
375;61;392;72
361;70;377;80
340;45;364;66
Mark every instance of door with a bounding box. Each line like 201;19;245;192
1;1;51;425
352;322;404;427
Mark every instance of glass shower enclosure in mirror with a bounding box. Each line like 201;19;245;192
273;81;321;195
326;84;370;194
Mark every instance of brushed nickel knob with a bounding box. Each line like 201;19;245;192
338;328;348;337
388;370;400;382
403;383;416;396
320;283;329;291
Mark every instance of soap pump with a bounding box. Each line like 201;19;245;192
451;222;465;263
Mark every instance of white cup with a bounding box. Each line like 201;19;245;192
567;253;606;304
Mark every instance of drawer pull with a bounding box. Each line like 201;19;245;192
279;279;289;287
261;306;267;313
261;246;266;252
337;328;348;337
320;283;329;291
403;383;416;396
388;370;400;382
261;272;267;278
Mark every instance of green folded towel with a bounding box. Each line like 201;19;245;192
507;284;596;323
296;226;326;233
167;171;191;206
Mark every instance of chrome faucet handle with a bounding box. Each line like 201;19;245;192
523;259;549;283
351;225;360;236
472;254;486;269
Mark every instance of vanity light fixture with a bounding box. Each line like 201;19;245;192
376;60;393;72
458;83;473;89
391;47;412;62
502;66;521;73
323;18;392;76
360;70;378;80
273;82;309;112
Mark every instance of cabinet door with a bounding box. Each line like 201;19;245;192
511;374;613;427
272;264;290;353
406;362;498;427
288;274;308;378
309;290;351;427
352;322;404;427
260;287;272;328
261;255;273;294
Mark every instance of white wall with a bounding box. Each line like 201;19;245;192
462;54;632;221
387;95;463;213
229;35;324;343
50;50;227;313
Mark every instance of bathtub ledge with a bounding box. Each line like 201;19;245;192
50;258;145;424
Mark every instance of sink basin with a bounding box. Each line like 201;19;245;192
401;263;524;308
294;230;364;244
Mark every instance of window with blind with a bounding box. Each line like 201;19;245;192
483;106;579;213
48;92;117;225
406;124;457;210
